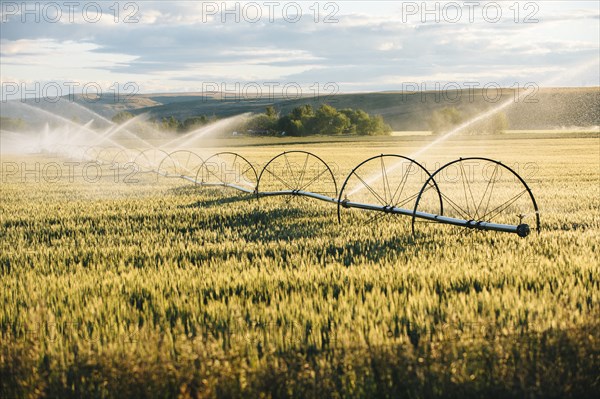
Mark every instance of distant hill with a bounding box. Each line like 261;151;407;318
110;87;600;130
3;87;598;131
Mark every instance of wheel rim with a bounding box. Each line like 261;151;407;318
196;152;258;192
133;148;170;173
157;150;203;178
337;154;443;228
412;157;540;237
256;151;337;199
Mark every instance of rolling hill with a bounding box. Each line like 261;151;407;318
3;87;599;131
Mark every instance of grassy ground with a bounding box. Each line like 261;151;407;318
1;132;599;398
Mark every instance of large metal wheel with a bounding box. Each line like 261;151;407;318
412;157;540;237
256;151;337;199
337;154;443;228
157;150;203;178
195;152;258;193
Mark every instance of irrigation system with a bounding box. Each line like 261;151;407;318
81;147;540;238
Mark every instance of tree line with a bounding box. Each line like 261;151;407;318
112;111;215;133
246;104;392;136
112;104;392;136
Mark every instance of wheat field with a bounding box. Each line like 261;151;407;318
1;132;599;398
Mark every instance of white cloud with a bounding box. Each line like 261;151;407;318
0;39;138;84
0;1;597;93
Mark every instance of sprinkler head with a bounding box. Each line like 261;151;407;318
516;224;530;238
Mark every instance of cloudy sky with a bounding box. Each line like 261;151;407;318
1;1;598;97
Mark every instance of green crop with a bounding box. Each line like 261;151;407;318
1;134;599;398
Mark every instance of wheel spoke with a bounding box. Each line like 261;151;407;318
365;209;393;226
391;162;413;207
178;158;194;176
240;165;255;186
298;167;330;192
283;153;299;189
460;162;479;219
482;189;528;222
353;172;387;206
185;152;192;170
204;160;230;185
381;157;392;204
297;153;310;192
263;167;295;191
394;191;420;209
459;162;472;217
439;192;472;220
231;154;239;182
476;164;498;219
400;182;439;210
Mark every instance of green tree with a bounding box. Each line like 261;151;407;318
363;114;392;136
339;108;391;135
182;116;209;132
290;104;314;121
244;104;393;137
311;104;349;135
340;109;365;134
265;106;278;120
246;114;276;133
277;115;304;136
161;116;181;132
276;105;315;136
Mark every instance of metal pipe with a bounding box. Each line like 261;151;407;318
257;189;339;204
339;199;530;237
258;190;529;237
191;179;255;194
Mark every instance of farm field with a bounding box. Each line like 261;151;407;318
1;132;599;398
